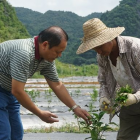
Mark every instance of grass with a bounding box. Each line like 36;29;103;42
24;123;86;133
24;123;119;134
32;59;98;78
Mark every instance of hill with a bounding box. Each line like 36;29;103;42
100;0;140;37
0;0;30;42
14;7;102;66
13;0;140;66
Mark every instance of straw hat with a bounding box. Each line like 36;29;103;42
76;18;125;54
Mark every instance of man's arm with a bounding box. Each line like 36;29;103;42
46;78;91;124
12;78;59;123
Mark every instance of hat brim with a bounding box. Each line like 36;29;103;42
76;27;125;54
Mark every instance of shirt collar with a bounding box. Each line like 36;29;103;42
117;36;127;54
34;36;40;60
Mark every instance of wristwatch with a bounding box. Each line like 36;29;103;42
71;105;81;111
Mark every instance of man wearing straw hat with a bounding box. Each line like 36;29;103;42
77;18;140;140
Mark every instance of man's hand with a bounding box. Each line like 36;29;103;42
12;79;59;124
120;93;137;106
39;110;59;123
99;97;113;114
73;107;91;125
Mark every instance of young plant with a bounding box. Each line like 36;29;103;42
79;110;118;140
75;89;81;94
109;85;134;120
25;89;40;102
114;85;133;108
76;89;117;140
90;88;98;101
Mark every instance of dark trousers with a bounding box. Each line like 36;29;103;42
117;102;140;140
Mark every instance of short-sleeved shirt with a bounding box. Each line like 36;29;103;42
0;37;59;91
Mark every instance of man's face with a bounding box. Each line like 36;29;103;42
40;39;67;62
93;41;113;56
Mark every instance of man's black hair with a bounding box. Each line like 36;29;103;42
38;26;68;49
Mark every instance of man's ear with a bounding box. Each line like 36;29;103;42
42;41;49;50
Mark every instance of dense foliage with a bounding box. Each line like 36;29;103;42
100;0;140;37
3;0;140;67
0;1;99;77
14;7;102;66
14;0;140;66
0;0;30;42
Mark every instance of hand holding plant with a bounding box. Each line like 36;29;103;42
108;85;140;123
114;85;133;108
118;93;138;106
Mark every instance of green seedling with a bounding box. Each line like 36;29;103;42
72;89;118;140
114;85;133;107
75;89;81;93
109;85;134;119
25;89;40;102
48;88;53;95
79;111;118;140
90;88;98;101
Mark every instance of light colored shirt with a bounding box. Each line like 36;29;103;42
97;36;140;101
108;56;131;87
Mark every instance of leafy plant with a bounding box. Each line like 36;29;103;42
75;89;81;94
0;0;30;43
90;88;98;101
113;85;133;108
25;89;40;102
79;111;118;140
76;89;118;140
32;60;98;78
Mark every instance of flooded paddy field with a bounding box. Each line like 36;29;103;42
22;76;120;140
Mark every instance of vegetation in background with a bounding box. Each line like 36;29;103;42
0;0;99;78
101;0;140;38
14;7;102;66
14;0;140;66
32;59;98;78
25;89;40;102
24;123;86;133
2;0;140;66
0;0;30;42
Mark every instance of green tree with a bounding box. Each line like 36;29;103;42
0;0;30;42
